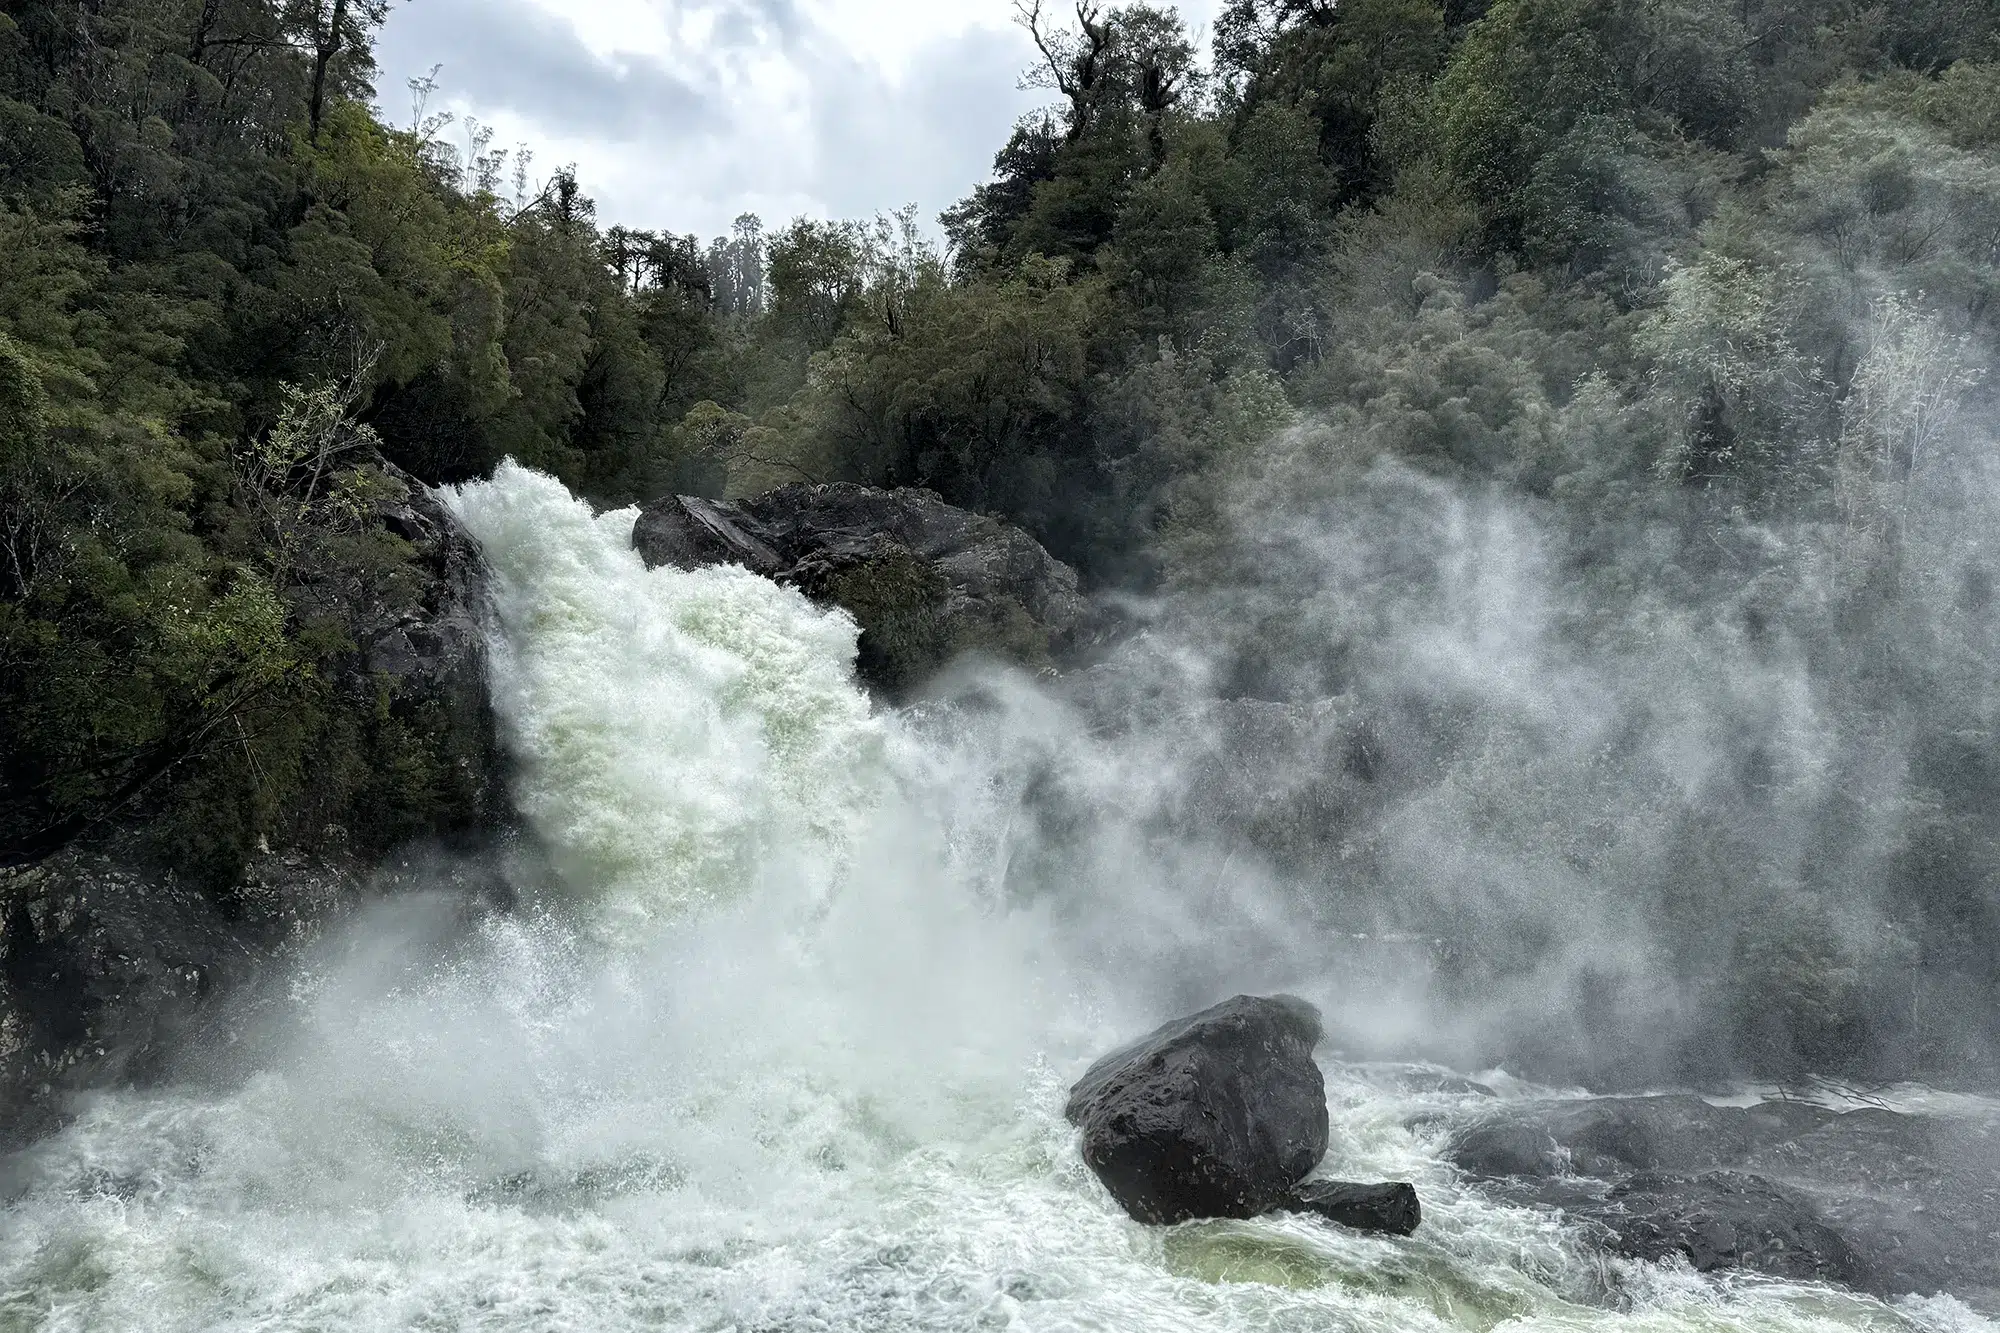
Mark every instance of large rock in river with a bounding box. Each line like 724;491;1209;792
1065;995;1332;1224
633;485;1089;694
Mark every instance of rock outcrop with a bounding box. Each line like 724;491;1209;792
324;465;506;845
0;851;267;1146
1433;1094;2000;1309
633;485;1090;694
363;473;495;709
1068;995;1383;1227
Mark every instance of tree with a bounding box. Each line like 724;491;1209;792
286;0;391;146
1223;0;1447;206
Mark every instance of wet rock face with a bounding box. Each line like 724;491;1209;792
1065;995;1332;1225
363;477;490;698
633;486;1090;695
0;841;520;1150
1;467;510;1150
0;853;262;1147
337;467;507;844
1435;1095;2000;1311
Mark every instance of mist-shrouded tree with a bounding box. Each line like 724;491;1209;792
708;214;767;317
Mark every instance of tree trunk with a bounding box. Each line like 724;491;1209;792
308;0;348;146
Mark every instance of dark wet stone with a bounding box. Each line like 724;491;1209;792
1445;1095;1837;1178
1280;1179;1423;1236
1432;1094;2000;1311
1;855;260;1147
1066;995;1331;1224
1586;1171;1864;1285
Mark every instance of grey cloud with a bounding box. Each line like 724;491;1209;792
800;25;1043;224
376;0;721;141
706;0;807;49
373;0;1046;236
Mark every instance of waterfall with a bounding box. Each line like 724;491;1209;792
440;461;884;933
0;467;1990;1333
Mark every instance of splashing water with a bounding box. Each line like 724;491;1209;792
0;464;1991;1333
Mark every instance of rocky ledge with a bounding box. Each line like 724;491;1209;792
1429;1093;2000;1310
634;484;1090;695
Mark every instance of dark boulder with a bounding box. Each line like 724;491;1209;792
1065;995;1331;1224
633;485;1089;694
1280;1179;1424;1236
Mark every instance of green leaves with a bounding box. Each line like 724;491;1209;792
0;333;46;475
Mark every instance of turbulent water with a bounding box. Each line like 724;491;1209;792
1;462;1993;1333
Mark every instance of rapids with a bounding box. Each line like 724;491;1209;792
0;463;1992;1333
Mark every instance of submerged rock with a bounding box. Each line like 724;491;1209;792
1065;995;1332;1225
1279;1179;1423;1236
1589;1171;1863;1284
1443;1094;1837;1179
1434;1094;2000;1310
633;485;1089;694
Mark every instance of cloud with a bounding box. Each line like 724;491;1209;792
797;25;1043;222
370;0;1225;239
705;0;808;47
372;0;1047;237
375;0;721;142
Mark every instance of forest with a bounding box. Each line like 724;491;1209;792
3;0;2000;1079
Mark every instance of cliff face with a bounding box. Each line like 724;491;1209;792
0;467;509;1147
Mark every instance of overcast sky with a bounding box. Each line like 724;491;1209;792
371;0;1221;242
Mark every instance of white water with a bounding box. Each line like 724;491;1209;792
0;462;1991;1333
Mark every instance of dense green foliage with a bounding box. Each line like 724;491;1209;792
0;0;548;881
3;0;1999;1077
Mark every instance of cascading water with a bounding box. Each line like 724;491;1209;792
0;463;1992;1333
444;464;885;931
